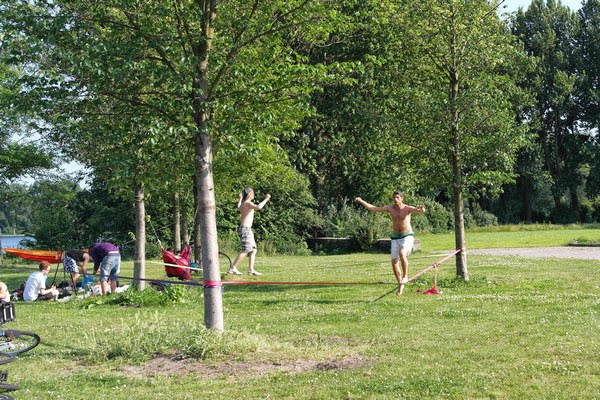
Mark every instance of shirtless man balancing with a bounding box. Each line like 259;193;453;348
228;187;271;276
355;191;425;296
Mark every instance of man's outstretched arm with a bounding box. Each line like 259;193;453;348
407;204;426;214
355;197;389;212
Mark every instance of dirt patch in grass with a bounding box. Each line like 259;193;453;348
123;354;369;379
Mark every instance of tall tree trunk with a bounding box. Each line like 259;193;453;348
193;179;202;263
182;198;190;245
551;111;563;209
314;125;327;208
173;191;181;252
570;186;580;222
450;76;469;279
133;182;146;290
195;0;223;331
195;114;223;331
452;156;469;280
520;177;533;223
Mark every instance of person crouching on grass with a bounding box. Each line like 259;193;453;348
355;191;425;296
62;249;91;292
228;187;271;276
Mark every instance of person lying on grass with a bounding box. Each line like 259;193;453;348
355;191;425;296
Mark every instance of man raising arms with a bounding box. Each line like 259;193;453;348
228;187;271;276
355;191;425;296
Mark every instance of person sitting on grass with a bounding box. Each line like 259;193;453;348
23;261;59;302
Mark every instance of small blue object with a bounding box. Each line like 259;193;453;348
81;275;94;288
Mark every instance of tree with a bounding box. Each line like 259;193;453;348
2;0;342;330
283;0;420;209
29;179;81;249
577;0;600;130
0;63;53;181
0;183;33;234
396;0;529;279
512;0;586;221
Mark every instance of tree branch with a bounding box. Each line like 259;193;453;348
121;9;177;73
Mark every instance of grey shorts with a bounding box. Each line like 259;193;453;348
238;226;257;253
99;253;121;283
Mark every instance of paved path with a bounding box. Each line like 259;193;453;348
468;246;600;260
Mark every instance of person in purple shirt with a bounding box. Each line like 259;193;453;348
88;242;120;295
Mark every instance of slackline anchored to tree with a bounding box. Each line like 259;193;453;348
117;248;463;294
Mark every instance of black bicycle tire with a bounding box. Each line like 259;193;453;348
0;352;14;366
0;330;41;356
0;393;14;400
0;383;18;391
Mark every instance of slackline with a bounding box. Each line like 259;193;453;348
116;249;463;289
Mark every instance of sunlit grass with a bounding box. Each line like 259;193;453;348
419;224;600;251
0;229;598;399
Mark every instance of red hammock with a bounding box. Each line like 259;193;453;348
162;244;192;281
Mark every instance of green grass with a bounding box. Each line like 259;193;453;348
419;224;600;251
0;227;598;399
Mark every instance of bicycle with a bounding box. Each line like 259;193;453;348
0;302;41;400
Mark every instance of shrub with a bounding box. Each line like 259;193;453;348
317;200;389;251
408;196;453;233
472;205;498;227
81;285;192;309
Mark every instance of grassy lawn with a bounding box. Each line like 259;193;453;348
0;227;598;399
419;224;600;251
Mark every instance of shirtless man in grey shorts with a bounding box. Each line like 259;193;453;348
355;191;425;295
228;187;271;276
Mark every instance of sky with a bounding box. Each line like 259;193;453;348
503;0;583;13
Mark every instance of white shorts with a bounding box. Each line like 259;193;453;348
391;235;414;260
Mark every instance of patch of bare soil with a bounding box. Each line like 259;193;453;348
123;354;369;379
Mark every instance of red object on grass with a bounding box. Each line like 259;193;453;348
417;285;441;295
163;244;192;281
416;265;442;295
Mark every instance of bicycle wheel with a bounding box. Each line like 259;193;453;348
0;394;14;400
0;383;18;391
0;352;13;366
0;330;40;356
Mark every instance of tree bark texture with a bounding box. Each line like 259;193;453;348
134;181;146;290
182;198;190;246
195;120;224;331
450;71;469;280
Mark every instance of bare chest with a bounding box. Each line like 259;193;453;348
389;207;410;223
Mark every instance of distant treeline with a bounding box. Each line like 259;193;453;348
0;1;599;255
